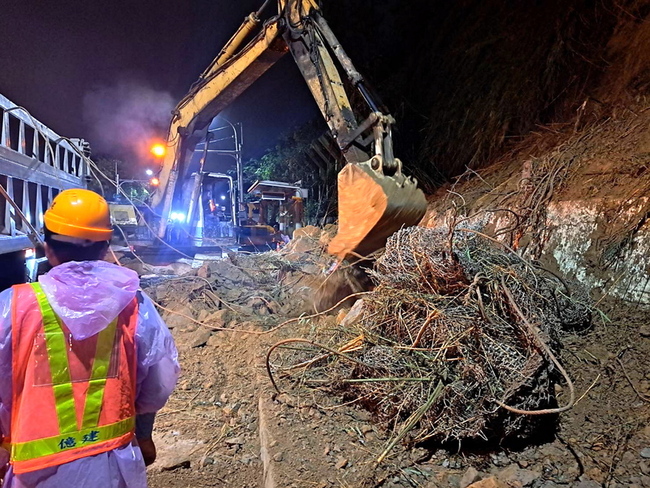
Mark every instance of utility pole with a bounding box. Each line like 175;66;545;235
115;160;120;200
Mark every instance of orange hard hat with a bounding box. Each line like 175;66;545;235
44;189;112;242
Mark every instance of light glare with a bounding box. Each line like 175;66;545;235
150;144;166;158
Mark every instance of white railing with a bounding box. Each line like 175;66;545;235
0;94;89;253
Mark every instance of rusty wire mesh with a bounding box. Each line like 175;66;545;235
268;225;592;444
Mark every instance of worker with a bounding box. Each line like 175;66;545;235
215;206;226;238
0;189;179;487
271;222;290;248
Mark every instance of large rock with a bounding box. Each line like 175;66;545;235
205;309;234;328
467;478;507;488
208;260;252;286
293;226;322;239
245;297;279;315
196;309;211;322
162;305;194;330
319;224;338;247
147;262;194;276
188;328;212;348
287;236;319;254
496;464;541;487
152;434;203;473
154;280;203;303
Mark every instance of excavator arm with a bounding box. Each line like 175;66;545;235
151;6;287;223
152;0;426;259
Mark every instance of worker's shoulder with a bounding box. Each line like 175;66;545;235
133;289;168;327
0;287;14;304
0;288;14;331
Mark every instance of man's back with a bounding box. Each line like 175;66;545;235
0;260;179;487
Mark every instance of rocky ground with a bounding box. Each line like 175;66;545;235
112;222;650;488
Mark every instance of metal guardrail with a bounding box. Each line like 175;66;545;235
0;94;88;254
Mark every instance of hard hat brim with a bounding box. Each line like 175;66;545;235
44;213;113;242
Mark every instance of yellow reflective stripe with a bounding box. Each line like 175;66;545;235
90;320;116;381
9;417;135;462
51;383;76;433
30;283;77;433
82;319;117;429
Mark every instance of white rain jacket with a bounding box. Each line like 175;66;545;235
0;261;179;488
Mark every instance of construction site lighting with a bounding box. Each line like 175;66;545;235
149;177;160;186
150;144;166;158
170;211;185;222
145;169;154;176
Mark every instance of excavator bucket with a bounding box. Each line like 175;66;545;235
328;161;427;260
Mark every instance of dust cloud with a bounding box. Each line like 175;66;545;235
82;80;175;160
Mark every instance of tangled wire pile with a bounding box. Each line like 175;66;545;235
268;226;592;448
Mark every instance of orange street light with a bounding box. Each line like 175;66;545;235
149;177;160;187
150;143;166;158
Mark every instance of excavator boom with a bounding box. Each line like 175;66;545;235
151;15;286;222
152;0;427;259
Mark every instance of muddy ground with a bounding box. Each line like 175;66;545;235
147;288;650;488
132;244;650;488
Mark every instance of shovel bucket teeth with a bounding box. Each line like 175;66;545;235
327;162;427;260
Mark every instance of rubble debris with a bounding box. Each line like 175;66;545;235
140;230;335;341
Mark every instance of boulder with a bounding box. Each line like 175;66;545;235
319;224;338;247
205;309;234;328
288;236;319;254
188;328;212;348
162;305;194;330
293;225;322;239
467;477;507;488
208;260;252;286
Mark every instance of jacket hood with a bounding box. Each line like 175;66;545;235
39;260;140;340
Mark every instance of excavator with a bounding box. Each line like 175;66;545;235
150;0;427;261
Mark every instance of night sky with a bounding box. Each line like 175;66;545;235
0;0;319;164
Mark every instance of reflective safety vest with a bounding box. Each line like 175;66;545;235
5;282;138;473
